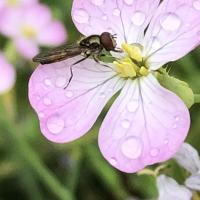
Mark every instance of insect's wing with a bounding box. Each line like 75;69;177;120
33;44;84;65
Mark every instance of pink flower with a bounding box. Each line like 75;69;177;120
28;0;200;173
0;3;67;59
0;53;16;94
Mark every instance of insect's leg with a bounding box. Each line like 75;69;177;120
64;54;90;89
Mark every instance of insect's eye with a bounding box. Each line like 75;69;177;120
100;32;117;51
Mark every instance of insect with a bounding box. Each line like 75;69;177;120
32;32;118;65
32;32;119;88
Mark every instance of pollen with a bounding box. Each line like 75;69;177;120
21;25;36;39
7;0;18;6
114;43;149;78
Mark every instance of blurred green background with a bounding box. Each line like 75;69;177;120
0;0;200;200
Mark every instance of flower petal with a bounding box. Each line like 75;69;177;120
157;175;192;200
143;0;200;70
185;173;200;191
29;57;124;143
72;0;160;44
174;143;200;174
98;74;190;173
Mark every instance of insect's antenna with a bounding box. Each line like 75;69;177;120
64;64;74;89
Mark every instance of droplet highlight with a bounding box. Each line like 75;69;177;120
109;157;117;166
124;0;133;5
73;9;89;24
121;119;131;129
131;11;146;26
113;8;121;16
160;13;181;31
65;91;73;98
127;100;138;112
150;148;159;157
91;0;105;6
121;137;143;159
193;0;200;10
43;97;52;106
44;78;52;86
46;115;65;135
102;15;108;20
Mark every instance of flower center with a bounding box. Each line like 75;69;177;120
21;25;36;39
7;0;18;6
113;43;149;78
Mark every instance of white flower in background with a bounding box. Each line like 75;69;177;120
157;143;200;199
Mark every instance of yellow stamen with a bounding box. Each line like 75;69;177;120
21;26;36;38
139;66;149;76
7;0;18;6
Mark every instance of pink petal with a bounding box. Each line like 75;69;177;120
37;21;67;46
98;74;190;173
29;57;124;143
143;0;200;70
14;38;39;59
157;175;192;200
0;54;16;94
72;0;160;44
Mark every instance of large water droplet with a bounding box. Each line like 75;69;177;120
91;0;105;6
193;0;200;10
124;0;134;5
131;11;146;26
46;115;65;134
121;119;131;129
127;101;138;112
160;13;181;31
121;137;143;159
150;148;159;157
109;157;117;166
113;8;121;16
43;97;52;106
44;78;52;86
73;9;89;24
56;76;67;88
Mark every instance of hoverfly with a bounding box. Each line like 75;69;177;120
33;32;119;65
33;32;119;88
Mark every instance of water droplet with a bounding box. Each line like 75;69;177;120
73;9;89;24
164;139;169;144
55;76;67;88
109;157;117;166
113;8;121;16
102;15;107;20
193;0;200;10
46;115;65;134
150;148;159;157
172;123;177;129
131;11;146;26
44;78;51;86
39;112;45;118
174;115;180;122
91;0;104;6
65;91;73;98
160;13;181;31
121;137;143;159
124;0;133;5
43;97;52;106
99;92;106;98
127;101;138;112
121;119;131;129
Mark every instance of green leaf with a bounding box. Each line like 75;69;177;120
157;72;194;108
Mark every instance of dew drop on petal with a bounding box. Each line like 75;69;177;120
131;11;146;26
44;78;52;86
43;97;52;106
164;139;169;144
124;0;133;6
172;123;177;129
65;91;73;98
113;8;121;16
160;13;181;31
193;0;200;10
55;76;67;88
150;148;159;157
127;100;138;113
91;0;105;6
46;115;65;135
121;119;131;129
102;15;108;20
73;9;89;24
174;115;180;122
39;112;45;118
109;157;117;166
99;92;106;98
121;137;143;159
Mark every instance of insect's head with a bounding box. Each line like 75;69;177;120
100;32;117;51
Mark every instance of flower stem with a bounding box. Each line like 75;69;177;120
194;94;200;104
